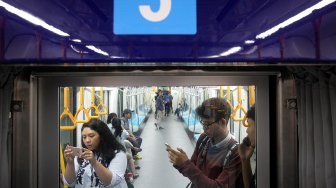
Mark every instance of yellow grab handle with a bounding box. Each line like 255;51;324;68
88;87;99;119
74;87;90;123
60;87;76;131
230;103;247;121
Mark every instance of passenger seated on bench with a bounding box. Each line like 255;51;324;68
112;117;140;179
121;109;143;159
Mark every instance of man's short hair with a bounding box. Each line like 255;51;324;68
196;97;232;122
123;109;133;116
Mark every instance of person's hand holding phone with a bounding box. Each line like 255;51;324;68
64;145;79;163
165;143;171;149
80;148;97;165
166;143;189;167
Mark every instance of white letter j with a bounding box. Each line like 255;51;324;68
139;0;172;22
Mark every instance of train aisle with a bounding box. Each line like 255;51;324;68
133;113;196;188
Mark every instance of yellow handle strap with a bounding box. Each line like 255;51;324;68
60;87;76;131
230;86;247;121
74;87;90;123
87;87;99;119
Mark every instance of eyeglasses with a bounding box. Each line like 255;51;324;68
200;119;218;128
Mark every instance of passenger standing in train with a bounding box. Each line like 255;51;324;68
238;105;256;188
164;91;173;116
155;90;165;129
111;118;140;179
121;109;143;159
63;119;128;188
166;97;243;188
154;90;161;119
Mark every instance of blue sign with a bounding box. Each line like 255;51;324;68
114;0;196;35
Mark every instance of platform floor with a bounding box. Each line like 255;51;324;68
133;113;196;188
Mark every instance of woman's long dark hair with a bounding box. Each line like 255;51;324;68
111;118;123;138
80;118;125;165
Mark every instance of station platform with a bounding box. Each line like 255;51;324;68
133;113;196;188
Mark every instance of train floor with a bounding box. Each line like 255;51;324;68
133;113;196;188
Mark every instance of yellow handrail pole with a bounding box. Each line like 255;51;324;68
80;87;84;106
97;87;108;115
231;86;247;122
64;87;69;108
60;144;68;188
60;87;76;131
249;86;255;106
219;86;223;98
87;87;99;119
238;86;242;103
227;86;231;103
91;87;95;105
226;86;234;111
74;87;90;123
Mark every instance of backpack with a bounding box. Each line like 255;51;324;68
197;135;238;169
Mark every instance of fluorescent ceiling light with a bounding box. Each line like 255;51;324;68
70;45;88;54
72;39;81;43
245;40;255;44
256;0;336;39
110;56;123;59
220;46;242;56
0;1;69;37
86;45;109;56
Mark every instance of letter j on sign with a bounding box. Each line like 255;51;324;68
114;0;196;35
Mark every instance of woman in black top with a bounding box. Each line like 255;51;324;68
238;105;256;188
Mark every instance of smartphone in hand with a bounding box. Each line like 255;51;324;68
165;143;171;148
70;146;83;156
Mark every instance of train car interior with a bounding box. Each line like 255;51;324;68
0;0;336;188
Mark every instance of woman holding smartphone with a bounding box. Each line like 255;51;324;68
63;118;128;188
238;105;256;188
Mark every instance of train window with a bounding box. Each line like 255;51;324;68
58;85;257;188
36;74;269;188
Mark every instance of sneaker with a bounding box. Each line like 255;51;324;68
159;126;164;129
134;147;142;152
133;173;139;179
135;166;141;170
133;154;142;159
154;123;158;129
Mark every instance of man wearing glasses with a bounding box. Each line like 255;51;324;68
166;97;243;188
